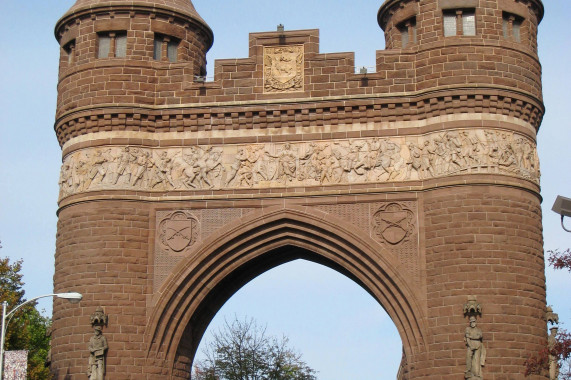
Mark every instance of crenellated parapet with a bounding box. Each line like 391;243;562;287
54;1;545;147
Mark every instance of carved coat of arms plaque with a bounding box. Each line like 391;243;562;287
158;211;199;253
263;45;304;93
372;203;415;245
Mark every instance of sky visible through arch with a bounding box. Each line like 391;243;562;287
0;1;570;379
193;259;402;379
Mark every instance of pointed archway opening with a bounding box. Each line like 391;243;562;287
145;207;426;379
191;257;403;379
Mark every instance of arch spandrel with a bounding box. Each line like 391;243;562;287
144;206;428;377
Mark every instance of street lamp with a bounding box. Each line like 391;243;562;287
552;195;571;232
0;292;82;379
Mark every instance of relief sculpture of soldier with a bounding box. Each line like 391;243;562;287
266;142;298;183
57;130;540;197
406;142;422;179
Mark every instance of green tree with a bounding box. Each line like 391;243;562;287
192;317;317;380
0;255;52;380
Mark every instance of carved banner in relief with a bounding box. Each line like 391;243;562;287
158;211;198;253
372;203;415;245
58;128;540;199
264;45;304;93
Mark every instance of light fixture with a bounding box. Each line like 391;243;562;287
552;195;571;232
0;292;83;378
55;292;83;303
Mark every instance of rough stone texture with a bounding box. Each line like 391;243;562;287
51;0;547;379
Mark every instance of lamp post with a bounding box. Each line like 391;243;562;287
0;292;82;379
552;195;571;232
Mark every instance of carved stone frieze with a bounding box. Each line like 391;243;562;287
58;128;540;199
263;45;304;93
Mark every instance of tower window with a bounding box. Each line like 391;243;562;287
153;34;180;63
63;40;75;64
97;32;127;58
443;9;476;37
98;34;111;58
115;34;127;57
398;18;417;48
167;40;178;62
154;36;178;63
503;12;523;42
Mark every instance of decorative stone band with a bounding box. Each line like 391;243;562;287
54;94;544;147
58;128;539;199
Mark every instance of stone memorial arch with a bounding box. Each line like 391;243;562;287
52;0;547;378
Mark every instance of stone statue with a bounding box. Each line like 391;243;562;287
546;306;560;380
465;316;486;379
87;307;108;380
548;326;559;380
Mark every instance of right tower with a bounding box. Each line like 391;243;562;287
378;0;546;378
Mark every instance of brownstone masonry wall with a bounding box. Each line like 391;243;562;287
51;0;547;379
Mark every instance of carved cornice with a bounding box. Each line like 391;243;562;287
378;0;420;31
54;90;544;147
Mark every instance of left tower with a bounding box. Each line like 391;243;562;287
52;1;211;378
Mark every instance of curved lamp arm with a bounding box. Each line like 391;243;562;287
5;292;82;325
561;215;571;233
0;292;82;379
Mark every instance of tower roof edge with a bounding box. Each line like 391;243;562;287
57;0;212;40
377;0;545;30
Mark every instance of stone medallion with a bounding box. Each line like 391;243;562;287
372;203;415;245
263;45;304;93
158;211;199;253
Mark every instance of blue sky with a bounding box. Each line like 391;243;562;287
1;1;570;379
